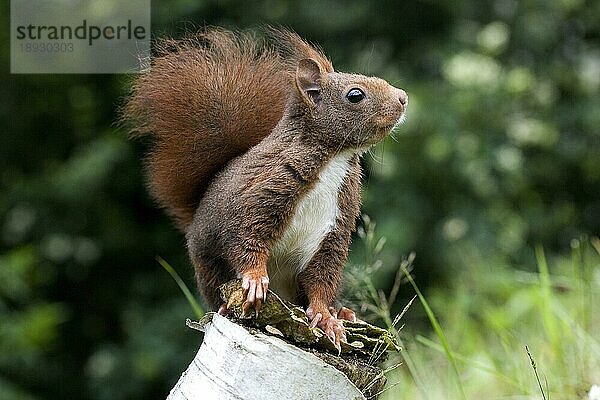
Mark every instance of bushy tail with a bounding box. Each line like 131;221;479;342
121;28;333;230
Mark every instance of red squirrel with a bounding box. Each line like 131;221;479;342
122;28;408;348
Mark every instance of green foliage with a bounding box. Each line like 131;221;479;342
347;228;600;399
2;0;599;399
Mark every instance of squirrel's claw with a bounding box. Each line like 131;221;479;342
218;303;230;316
337;306;357;322
307;306;347;352
322;317;346;353
309;312;323;329
241;271;269;316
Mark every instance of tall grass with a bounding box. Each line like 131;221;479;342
157;256;204;320
344;218;599;399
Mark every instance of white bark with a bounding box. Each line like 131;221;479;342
167;313;366;400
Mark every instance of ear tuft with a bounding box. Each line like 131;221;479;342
296;58;323;106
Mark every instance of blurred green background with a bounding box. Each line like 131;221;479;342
2;0;599;399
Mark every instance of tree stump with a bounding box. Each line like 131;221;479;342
167;281;397;399
167;313;367;400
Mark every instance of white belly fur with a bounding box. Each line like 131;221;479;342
268;151;353;302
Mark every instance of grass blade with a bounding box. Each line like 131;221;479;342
525;345;548;400
402;265;467;400
157;256;204;319
535;246;562;360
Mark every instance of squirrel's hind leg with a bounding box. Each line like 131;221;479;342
192;256;235;311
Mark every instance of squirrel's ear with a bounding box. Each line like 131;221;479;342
295;58;323;107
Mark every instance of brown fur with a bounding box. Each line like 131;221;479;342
123;28;407;333
185;56;406;312
122;28;333;230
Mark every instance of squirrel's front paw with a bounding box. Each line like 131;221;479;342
337;306;357;322
241;270;269;315
307;306;347;351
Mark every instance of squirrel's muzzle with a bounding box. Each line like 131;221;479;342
373;85;408;134
397;88;409;108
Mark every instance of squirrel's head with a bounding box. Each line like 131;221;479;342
293;58;408;150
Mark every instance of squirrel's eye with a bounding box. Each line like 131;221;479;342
346;88;365;104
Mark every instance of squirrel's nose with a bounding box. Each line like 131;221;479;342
398;89;408;107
